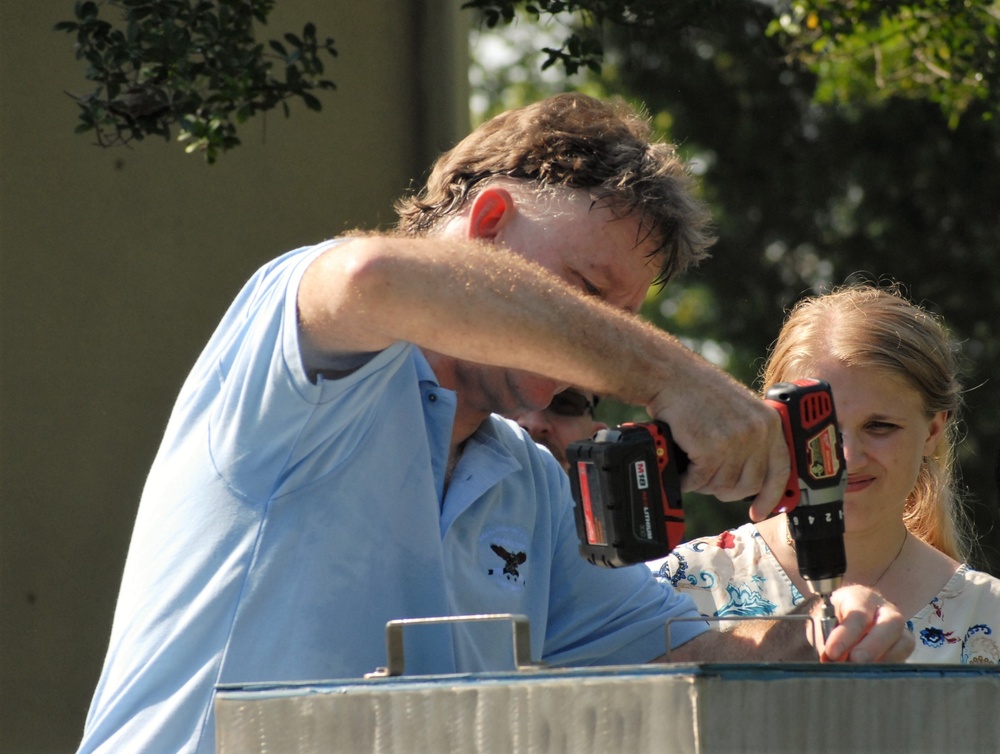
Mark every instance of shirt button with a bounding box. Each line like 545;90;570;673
428;392;437;402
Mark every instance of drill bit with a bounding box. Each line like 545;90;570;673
819;593;837;644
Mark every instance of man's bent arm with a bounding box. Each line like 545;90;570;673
298;235;787;508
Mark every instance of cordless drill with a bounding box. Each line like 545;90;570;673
566;378;847;633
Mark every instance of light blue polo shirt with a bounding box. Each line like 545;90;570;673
77;242;707;754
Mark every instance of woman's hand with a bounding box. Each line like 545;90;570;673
819;585;914;663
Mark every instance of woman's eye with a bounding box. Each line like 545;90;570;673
581;277;601;296
867;421;899;433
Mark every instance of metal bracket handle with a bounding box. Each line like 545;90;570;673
364;613;544;678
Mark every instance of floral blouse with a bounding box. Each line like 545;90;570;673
654;523;1000;665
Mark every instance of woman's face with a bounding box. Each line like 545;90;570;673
789;359;947;533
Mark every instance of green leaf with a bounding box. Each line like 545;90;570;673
301;92;321;111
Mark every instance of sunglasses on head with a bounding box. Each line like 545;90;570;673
546;389;597;418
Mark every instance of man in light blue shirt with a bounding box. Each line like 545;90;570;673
78;93;914;753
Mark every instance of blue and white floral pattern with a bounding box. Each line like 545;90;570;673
653;523;1000;665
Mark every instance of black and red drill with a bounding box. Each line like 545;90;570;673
566;378;847;633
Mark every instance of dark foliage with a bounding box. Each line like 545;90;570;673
467;0;1000;572
55;0;337;163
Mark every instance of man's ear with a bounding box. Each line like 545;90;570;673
468;186;515;240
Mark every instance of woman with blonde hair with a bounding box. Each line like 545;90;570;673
657;283;1000;663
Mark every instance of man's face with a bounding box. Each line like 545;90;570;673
514;388;606;470
502;190;661;313
450;189;661;418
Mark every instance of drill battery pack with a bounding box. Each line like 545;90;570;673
566;421;686;568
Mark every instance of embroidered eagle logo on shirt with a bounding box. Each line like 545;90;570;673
490;543;527;581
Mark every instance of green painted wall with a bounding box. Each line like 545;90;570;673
0;2;469;750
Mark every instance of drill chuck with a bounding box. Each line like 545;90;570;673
788;498;846;596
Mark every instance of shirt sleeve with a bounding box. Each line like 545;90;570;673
660;526;799;620
199;241;412;501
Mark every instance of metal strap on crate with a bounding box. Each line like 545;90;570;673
364;613;545;678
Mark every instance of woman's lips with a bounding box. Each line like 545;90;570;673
846;475;875;493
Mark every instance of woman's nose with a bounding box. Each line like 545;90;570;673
840;431;864;466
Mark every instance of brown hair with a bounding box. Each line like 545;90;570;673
395;93;714;285
760;283;971;561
